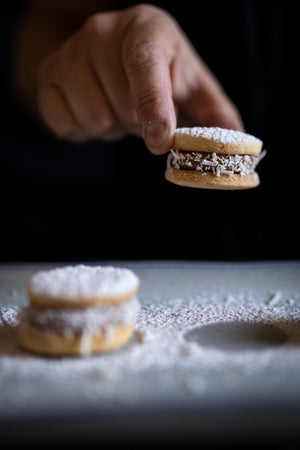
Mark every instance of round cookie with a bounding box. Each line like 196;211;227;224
18;265;140;356
18;322;135;356
165;127;265;190
27;265;139;308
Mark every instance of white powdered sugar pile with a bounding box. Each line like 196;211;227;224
175;127;262;144
29;265;139;301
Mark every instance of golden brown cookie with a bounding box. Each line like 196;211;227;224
18;265;139;356
165;127;265;190
27;265;139;308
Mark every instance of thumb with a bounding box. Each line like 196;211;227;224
123;40;176;154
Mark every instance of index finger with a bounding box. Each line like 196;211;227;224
122;13;177;154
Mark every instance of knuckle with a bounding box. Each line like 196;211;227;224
123;35;157;73
136;87;162;113
87;111;116;137
121;114;141;136
83;13;104;36
51;117;78;140
122;6;177;75
81;13;109;50
129;3;160;16
82;12;114;43
96;120;125;141
122;8;168;73
128;3;172;21
54;122;80;141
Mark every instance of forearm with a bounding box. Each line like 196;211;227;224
11;0;116;115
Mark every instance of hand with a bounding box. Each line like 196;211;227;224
37;4;243;154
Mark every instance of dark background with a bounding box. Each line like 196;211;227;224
0;1;298;262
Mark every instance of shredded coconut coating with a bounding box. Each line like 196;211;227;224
19;297;139;334
167;150;266;176
175;127;262;145
29;265;139;302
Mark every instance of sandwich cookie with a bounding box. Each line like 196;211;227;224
18;265;139;356
165;127;266;189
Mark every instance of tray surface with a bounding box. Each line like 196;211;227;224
1;261;300;440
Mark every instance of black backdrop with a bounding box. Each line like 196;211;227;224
1;1;298;262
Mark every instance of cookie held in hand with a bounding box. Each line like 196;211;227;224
165;127;266;190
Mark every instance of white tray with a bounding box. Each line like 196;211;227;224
1;261;300;444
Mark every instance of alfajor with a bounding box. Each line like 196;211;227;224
18;265;139;356
165;127;266;190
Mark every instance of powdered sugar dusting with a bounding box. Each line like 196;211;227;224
0;306;19;328
29;265;139;302
175;127;262;144
0;263;300;418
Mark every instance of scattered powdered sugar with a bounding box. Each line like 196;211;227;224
0;306;19;328
1;279;300;416
19;297;139;334
29;265;139;302
175;127;262;144
168;150;266;176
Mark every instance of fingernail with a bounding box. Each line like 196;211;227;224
144;121;169;152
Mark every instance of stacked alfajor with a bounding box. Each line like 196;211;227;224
18;265;139;356
165;127;266;190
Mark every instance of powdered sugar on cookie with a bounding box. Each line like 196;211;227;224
28;265;139;303
175;127;262;145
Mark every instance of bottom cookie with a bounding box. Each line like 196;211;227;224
19;322;134;356
165;167;260;190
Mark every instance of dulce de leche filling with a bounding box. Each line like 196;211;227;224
167;149;266;177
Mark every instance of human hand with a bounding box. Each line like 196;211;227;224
37;4;243;154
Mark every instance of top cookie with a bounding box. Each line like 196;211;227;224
28;265;139;308
173;127;263;156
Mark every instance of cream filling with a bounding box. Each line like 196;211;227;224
20;297;139;335
167;150;266;176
